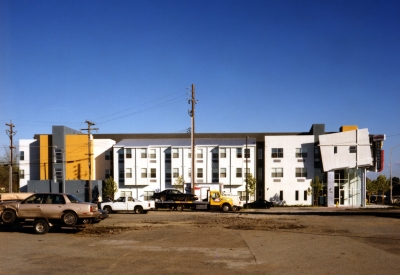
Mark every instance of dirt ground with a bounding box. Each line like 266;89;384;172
1;209;400;274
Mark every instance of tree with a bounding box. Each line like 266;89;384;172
366;177;378;201
245;173;257;200
308;176;324;206
173;175;185;192
0;147;19;193
102;177;118;200
376;175;390;203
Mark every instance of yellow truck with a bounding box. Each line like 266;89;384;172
155;190;233;212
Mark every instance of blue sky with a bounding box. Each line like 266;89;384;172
1;0;399;179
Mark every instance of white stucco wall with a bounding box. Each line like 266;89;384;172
264;135;315;205
18;139;40;190
319;129;373;171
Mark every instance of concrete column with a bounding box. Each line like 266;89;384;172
327;171;335;207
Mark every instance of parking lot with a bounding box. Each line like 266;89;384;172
1;208;400;274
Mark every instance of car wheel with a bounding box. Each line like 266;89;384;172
134;206;144;214
1;209;16;224
103;206;112;214
160;196;167;202
62;211;78;226
184;197;191;202
176;205;184;211
33;219;49;234
232;206;238;211
221;204;230;212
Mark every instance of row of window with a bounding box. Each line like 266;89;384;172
115;148;251;160
278;190;309;201
116;167;307;179
272;148;308;158
271;168;307;178
120;167;252;179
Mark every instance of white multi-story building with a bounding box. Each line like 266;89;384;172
112;138;256;201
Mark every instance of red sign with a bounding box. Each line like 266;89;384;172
373;134;386;141
377;150;384;172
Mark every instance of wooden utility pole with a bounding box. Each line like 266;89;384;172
5;121;16;193
189;84;196;194
81;120;98;201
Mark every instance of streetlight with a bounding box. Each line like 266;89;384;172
390;144;400;204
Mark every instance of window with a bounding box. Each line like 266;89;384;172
55;168;62;182
20;151;24;161
334;146;337;154
272;168;283;177
144;191;154;201
150;149;156;159
197;149;203;159
165;168;171;179
141;149;147;158
238;191;248;201
126;149;132;158
212;168;218;181
245;168;250;178
236;148;242;158
105;169;110;179
349;146;357;153
220;148;226;158
295;168;307;177
212;149;218;159
295;148;307;158
188;168;191;177
126;168;132;178
188;152;191;158
172;148;179;158
105;151;110;160
304;190;308;200
258;149;263;160
244;148;250;158
295;190;299;201
55;149;62;163
280;191;283;201
20;169;25;179
119;169;124;179
173;168;179;178
236;168;242;178
118;151;124;163
141;168;147;178
120;191;132;197
271;148;283;158
220;168;226;178
150;168;156;178
197;168;203;178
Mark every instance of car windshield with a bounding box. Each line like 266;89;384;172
66;194;82;203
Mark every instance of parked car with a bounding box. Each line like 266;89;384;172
0;193;101;234
152;189;198;202
243;199;274;209
369;194;386;204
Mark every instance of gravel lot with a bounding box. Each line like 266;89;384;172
1;208;400;274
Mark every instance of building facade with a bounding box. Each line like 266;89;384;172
19;124;384;206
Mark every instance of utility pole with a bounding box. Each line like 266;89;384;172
245;136;248;208
188;84;197;194
81;120;98;201
5;121;16;193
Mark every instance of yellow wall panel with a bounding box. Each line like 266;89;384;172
65;135;91;180
39;135;52;180
340;125;358;132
